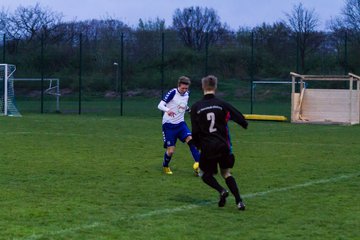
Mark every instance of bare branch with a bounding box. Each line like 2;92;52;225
172;6;225;50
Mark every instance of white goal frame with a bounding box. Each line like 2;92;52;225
1;64;61;115
0;63;19;116
250;80;302;119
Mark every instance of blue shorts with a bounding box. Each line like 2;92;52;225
162;122;191;148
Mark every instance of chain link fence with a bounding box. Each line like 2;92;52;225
1;30;357;118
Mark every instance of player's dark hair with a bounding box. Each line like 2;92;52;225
202;75;217;91
178;76;191;86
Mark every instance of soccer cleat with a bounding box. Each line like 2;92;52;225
218;190;229;207
193;162;199;176
237;201;246;211
163;167;173;175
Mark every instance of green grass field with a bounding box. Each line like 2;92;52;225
0;114;359;240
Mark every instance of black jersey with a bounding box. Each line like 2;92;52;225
190;94;248;158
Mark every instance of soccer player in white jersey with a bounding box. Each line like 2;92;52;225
157;76;200;175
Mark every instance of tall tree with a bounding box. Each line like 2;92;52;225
0;8;7;34
285;3;320;73
2;3;63;41
340;0;360;31
137;17;165;32
134;18;166;62
252;22;293;76
172;6;226;50
329;0;360;73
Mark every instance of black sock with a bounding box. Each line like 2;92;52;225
202;174;224;193
163;152;171;167
225;176;242;203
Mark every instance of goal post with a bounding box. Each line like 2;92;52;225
249;80;301;121
13;78;60;112
0;64;61;116
0;64;21;116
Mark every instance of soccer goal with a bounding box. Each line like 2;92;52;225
0;64;61;116
290;72;360;125
13;77;60;113
0;64;21;116
248;80;296;121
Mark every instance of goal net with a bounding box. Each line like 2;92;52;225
0;64;21;116
13;78;60;113
250;80;297;118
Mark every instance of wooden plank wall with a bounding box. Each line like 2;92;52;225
294;89;359;124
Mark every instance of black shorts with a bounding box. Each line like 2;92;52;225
199;152;235;175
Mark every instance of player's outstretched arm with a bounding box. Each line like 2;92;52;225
225;102;248;129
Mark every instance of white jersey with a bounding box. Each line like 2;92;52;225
158;88;189;125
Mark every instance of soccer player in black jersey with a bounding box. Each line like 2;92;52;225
190;75;248;210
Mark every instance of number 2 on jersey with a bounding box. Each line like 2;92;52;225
207;112;217;133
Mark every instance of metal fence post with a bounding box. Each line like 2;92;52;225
120;33;124;116
205;32;209;76
161;32;164;98
250;31;254;114
79;33;82;115
2;34;5;63
41;34;44;114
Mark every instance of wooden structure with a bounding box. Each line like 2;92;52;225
290;72;360;125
